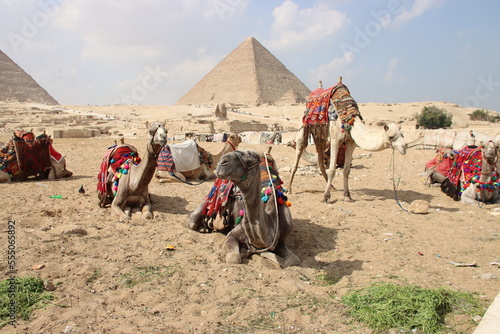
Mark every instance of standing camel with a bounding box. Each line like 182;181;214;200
208;149;299;268
98;122;167;222
289;77;407;203
155;133;242;183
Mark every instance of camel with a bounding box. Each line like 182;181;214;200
461;141;499;205
0;130;72;183
289;78;407;203
155;133;242;183
189;149;299;268
440;141;499;205
98;122;167;222
424;147;456;186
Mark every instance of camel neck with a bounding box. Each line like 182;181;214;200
237;167;277;249
350;118;390;151
129;141;158;190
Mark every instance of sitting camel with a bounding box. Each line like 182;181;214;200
97;122;167;222
424;147;456;186
289;78;407;203
189;149;299;268
441;141;499;205
0;130;72;183
155;133;242;183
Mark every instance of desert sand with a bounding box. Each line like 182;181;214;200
1;102;499;334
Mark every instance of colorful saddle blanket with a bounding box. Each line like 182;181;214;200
302;83;360;127
97;144;141;207
0;130;54;180
441;145;486;200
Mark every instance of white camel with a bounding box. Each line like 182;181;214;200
289;78;407;203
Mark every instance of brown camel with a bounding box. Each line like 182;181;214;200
289;77;407;203
194;149;299;268
98;122;167;222
155;133;242;183
0;130;72;183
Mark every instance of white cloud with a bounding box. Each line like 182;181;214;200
392;0;444;27
268;0;350;49
310;52;355;82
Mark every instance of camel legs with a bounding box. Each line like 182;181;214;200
312;136;328;183
223;229;243;264
322;140;356;203
322;139;341;203
289;131;308;194
111;198;131;223
260;241;300;268
141;189;153;220
341;142;356;202
186;201;212;233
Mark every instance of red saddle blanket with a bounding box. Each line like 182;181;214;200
97;144;141;207
0;131;53;179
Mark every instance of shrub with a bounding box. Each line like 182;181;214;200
415;106;453;129
469;109;490;121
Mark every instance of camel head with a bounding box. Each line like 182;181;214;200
481;140;499;165
226;133;242;150
383;122;406;155
146;121;167;148
215;149;260;184
286;140;297;149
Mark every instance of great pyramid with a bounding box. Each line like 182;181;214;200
176;37;311;106
0;50;58;105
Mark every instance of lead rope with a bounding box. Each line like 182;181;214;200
391;149;412;213
247;153;280;254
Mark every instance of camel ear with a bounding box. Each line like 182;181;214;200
145;121;149;129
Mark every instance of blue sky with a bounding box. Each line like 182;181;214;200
1;0;499;112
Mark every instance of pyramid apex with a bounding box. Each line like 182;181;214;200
176;38;310;106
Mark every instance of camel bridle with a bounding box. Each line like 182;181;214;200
234;150;260;181
147;124;166;159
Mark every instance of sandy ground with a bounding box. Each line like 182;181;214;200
0;103;500;333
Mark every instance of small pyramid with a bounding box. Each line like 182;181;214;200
176;37;311;106
0;50;58;105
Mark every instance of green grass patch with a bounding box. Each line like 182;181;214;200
315;272;341;286
341;283;484;333
0;276;54;327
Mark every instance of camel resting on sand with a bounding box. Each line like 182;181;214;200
98;122;167;222
440;141;500;205
155;134;242;183
190;149;299;268
460;141;499;205
0;130;72;183
424;147;456;186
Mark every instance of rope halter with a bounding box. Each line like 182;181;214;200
234;150;260;172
